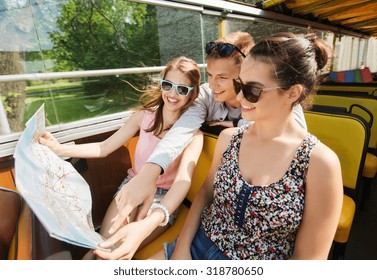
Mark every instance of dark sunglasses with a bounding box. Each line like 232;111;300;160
160;80;193;96
233;79;281;103
205;42;246;58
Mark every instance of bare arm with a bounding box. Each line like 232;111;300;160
171;128;235;259
38;110;143;158
95;131;204;259
160;131;204;216
290;143;343;259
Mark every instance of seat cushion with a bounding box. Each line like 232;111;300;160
363;153;377;178
334;195;356;243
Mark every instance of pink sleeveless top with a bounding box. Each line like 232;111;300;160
127;111;182;189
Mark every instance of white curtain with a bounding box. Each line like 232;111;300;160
365;37;377;73
332;35;377;73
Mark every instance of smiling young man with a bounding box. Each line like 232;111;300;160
103;32;307;258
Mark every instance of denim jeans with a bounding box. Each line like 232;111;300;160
164;225;230;260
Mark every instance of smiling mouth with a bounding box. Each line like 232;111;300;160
241;104;255;109
167;97;179;104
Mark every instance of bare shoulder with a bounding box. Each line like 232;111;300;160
134;109;145;119
126;109;144;121
307;141;342;192
309;141;341;171
216;127;238;152
218;127;237;141
118;109;143;131
131;110;145;125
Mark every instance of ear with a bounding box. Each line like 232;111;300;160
286;84;303;104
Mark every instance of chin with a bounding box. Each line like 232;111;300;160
213;95;223;102
241;114;255;122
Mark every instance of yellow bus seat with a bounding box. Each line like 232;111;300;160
125;135;139;168
313;95;377;209
334;195;356;243
318;85;377;96
305;111;368;258
129;133;218;259
313;95;376;149
363;153;377;178
360;153;377;210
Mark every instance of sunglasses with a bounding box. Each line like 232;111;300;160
233;79;281;103
160;80;193;96
205;42;246;58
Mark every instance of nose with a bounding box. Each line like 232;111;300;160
208;77;218;91
167;86;179;96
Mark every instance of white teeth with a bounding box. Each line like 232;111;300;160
167;97;178;103
242;104;254;109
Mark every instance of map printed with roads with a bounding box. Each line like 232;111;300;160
14;104;107;250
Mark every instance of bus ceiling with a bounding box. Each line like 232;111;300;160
173;0;377;38
245;0;377;38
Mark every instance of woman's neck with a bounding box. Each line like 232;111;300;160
248;112;301;141
161;107;181;129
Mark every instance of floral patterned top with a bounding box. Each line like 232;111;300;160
201;125;319;260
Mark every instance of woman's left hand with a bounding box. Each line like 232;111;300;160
94;220;148;260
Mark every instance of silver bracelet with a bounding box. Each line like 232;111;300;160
152;203;170;227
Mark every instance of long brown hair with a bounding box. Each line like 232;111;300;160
138;56;201;136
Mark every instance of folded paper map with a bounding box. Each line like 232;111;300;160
14;104;107;250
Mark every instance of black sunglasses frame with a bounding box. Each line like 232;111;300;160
205;42;246;58
233;79;282;103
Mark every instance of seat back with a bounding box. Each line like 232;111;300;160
304;111;368;193
313;94;377;151
125;135;139;168
0;187;22;260
186;133;218;203
318;85;377;96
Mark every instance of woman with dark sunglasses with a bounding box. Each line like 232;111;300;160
39;56;204;260
151;32;343;260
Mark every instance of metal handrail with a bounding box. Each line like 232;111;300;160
0;64;206;83
0;64;207;157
